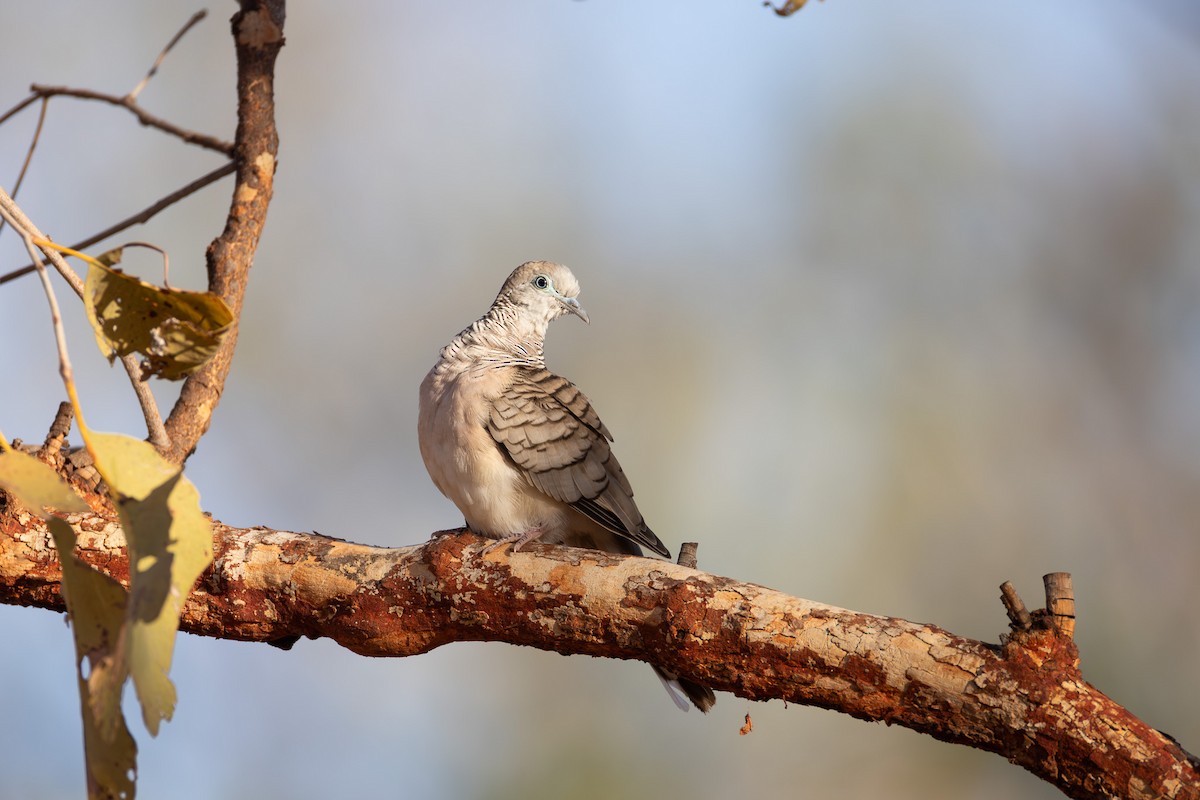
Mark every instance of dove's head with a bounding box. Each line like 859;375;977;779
497;261;590;326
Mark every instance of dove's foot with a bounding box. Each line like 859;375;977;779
482;526;546;554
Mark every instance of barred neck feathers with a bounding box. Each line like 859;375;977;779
434;261;587;375
436;299;548;372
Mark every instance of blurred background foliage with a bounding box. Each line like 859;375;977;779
2;2;1197;798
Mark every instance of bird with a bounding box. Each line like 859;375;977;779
418;261;715;713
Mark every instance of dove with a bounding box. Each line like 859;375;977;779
418;261;715;712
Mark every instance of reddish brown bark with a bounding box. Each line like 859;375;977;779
1;506;1195;800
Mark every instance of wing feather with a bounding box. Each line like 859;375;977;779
486;367;669;558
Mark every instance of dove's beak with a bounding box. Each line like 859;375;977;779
563;297;590;324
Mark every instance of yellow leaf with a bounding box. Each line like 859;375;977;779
87;432;214;737
84;260;232;380
47;518;138;799
81;691;138;800
4;450;137;794
0;449;89;516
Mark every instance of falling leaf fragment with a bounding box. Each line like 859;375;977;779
84;260;232;380
764;0;819;16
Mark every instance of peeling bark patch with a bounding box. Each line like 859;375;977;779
235;183;259;203
235;7;283;49
254;152;275;177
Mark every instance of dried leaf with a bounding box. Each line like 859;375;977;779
84;261;232;380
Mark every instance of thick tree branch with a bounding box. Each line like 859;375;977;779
161;0;285;464
0;506;1194;800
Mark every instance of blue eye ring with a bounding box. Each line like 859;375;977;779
532;275;551;290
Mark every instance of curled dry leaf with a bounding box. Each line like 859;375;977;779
84;252;233;381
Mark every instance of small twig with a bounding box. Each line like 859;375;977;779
677;542;699;569
0;97;49;241
0;162;235;287
27;85;233;156
121;357;170;450
128;10;209;101
1043;572;1076;640
12;97;49;196
0;202;78;401
0;93;41;129
999;581;1033;631
0;188;84;297
121;241;171;287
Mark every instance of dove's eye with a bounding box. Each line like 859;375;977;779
532;275;551;291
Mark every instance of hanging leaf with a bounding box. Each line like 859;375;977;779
0;452;137;798
86;432;214;736
49;518;139;800
83;260;232;380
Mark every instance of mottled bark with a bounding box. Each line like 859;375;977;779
1;506;1194;800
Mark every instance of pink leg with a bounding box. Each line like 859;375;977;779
482;525;545;554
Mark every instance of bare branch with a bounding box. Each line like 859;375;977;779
999;580;1033;630
0;93;42;128
0;198;78;394
0;162;236;288
0;11;233;283
128;10;209;101
0;510;1195;800
161;0;285;464
1044;571;1077;639
0;190;84;296
25;84;233;156
0;97;48;241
